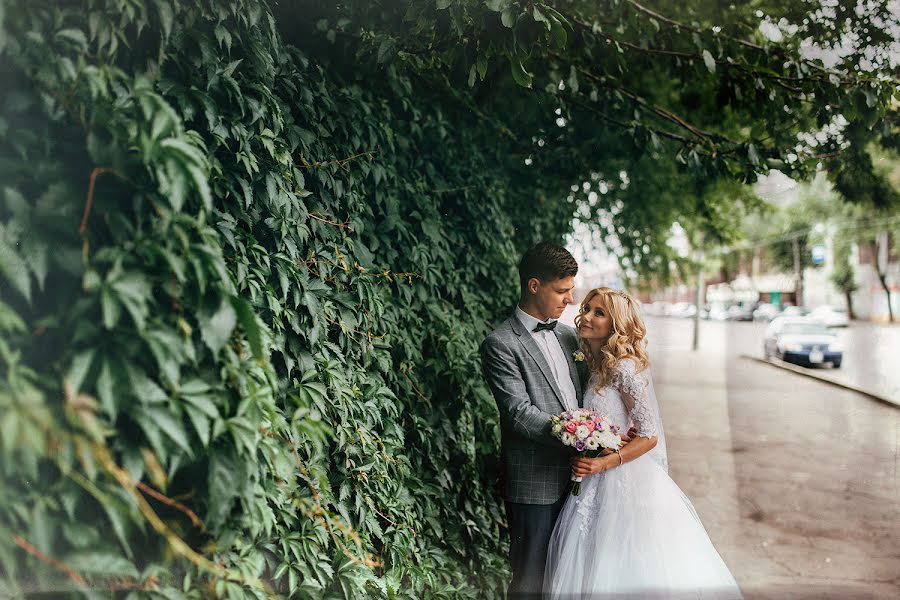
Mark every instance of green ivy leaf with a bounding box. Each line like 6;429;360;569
55;28;88;51
0;235;31;303
96;359;118;419
509;58;532;89
66;349;96;395
65;551;139;578
143;405;193;455
702;49;716;73
548;15;567;50
231;296;269;361
199;296;237;355
747;143;760;166
377;39;396;64
207;449;240;530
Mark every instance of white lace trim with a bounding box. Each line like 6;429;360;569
613;361;659;437
576;483;598;536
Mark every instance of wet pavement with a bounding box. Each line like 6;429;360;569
645;316;900;599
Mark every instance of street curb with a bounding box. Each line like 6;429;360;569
739;354;900;409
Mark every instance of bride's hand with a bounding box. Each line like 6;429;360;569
570;455;613;477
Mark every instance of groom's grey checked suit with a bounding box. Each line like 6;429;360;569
481;310;585;598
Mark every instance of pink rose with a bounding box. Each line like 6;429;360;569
565;421;578;433
584;420;596;432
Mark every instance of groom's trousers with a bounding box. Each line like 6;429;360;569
505;493;567;599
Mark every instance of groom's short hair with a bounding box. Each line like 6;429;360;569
518;241;578;290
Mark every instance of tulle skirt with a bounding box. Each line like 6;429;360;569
545;454;743;599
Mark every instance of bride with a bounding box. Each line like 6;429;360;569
544;287;743;599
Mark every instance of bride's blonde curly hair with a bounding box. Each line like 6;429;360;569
574;287;650;390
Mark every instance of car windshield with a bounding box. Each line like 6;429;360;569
781;323;831;335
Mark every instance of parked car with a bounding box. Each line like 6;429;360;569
809;305;850;327
706;303;729;321
670;302;697;318
725;304;754;321
779;305;809;318
752;303;781;322
763;317;842;367
645;301;673;316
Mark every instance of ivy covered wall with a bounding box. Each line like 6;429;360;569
3;0;896;597
0;1;578;597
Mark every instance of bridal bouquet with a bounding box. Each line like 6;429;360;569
550;409;623;495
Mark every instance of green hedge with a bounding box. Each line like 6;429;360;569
0;1;578;597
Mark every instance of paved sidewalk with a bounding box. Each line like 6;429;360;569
559;307;898;597
651;340;900;600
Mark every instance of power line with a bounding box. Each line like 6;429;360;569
721;212;900;253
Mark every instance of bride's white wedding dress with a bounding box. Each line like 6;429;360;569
545;359;743;599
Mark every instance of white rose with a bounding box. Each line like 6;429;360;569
575;425;590;440
600;431;621;449
561;432;576;447
584;436;600;450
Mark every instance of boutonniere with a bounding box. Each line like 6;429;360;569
572;350;585;362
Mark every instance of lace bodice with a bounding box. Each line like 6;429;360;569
584;359;659;438
574;360;669;536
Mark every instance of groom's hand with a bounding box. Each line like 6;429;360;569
619;426;638;443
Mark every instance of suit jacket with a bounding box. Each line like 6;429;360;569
480;312;586;504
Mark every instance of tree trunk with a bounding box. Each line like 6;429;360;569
792;236;804;306
876;271;894;322
875;231;894;322
843;289;855;320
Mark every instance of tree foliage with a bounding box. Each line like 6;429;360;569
0;0;896;597
281;0;898;282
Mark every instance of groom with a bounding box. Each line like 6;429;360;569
480;241;585;599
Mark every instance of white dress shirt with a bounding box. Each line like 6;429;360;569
515;307;578;411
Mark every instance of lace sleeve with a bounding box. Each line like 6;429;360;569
613;360;659;437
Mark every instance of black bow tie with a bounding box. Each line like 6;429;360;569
533;321;558;333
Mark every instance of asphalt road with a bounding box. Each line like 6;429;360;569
724;317;900;402
643;316;900;599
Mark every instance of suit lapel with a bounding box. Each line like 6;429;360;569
555;328;584;408
508;316;567;411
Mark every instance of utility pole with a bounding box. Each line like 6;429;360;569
692;237;705;351
792;235;803;306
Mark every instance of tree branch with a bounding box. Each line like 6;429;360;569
625;0;766;51
12;534;87;587
80;167;127;235
569;16;807;92
88;441;275;594
621;0;896;84
136;480;205;530
258;427;382;569
297;151;376;170
565;95;697;147
556;55;740;146
309;212;354;230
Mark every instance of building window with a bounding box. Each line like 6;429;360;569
858;241;876;265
